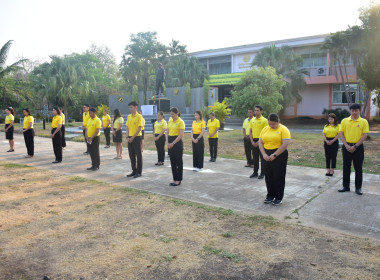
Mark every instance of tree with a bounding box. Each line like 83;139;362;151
230;67;286;118
252;44;309;106
120;32;167;104
167;39;187;57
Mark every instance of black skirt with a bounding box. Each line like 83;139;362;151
5;124;14;140
113;130;123;143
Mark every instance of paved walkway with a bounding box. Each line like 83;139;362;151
1;133;379;240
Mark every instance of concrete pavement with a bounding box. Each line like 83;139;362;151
1;132;379;240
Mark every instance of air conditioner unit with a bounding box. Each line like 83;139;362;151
317;67;327;76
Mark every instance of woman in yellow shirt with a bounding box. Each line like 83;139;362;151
102;109;111;148
59;107;66;149
166;107;185;186
322;113;340;176
51;107;63;163
191;110;206;171
22;108;34;158
4;107;15;152
207;112;220;162
112;109;124;159
259;113;291;206
153;111;167;165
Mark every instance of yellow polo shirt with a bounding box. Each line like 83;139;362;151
242;118;253;136
83;112;90;126
113;117;124;130
207;118;220;138
250;115;268;138
168;117;185;136
23;116;34;129
192;120;206;134
126;113;143;137
86;117;101;137
259;124;291;150
52;115;63;128
154;119;167;134
323;124;340;138
340;116;369;143
102;114;111;128
5;114;14;124
60;113;65;125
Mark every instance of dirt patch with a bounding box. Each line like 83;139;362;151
0;162;379;279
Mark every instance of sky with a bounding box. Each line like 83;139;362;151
0;0;374;65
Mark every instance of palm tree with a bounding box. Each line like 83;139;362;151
167;39;187;57
0;40;28;104
252;44;309;106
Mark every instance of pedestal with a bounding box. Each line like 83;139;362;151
149;97;171;112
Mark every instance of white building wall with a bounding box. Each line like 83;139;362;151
232;53;256;73
297;84;329;116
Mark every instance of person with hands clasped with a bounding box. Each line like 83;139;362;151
153;111;167;166
242;108;254;167
22;108;34;158
51;107;63;164
258;113;291;206
4;107;15;152
191;110;206;171
206;112;220;162
322;113;340;176
85;108;101;171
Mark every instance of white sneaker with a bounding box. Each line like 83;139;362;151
193;167;200;172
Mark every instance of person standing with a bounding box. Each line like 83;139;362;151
138;110;145;152
59;107;66;149
153;111;167;166
112;109;124;159
191;110;206;171
126;101;143;178
258;113;291;206
338;103;369;195
207;112;220;162
51;107;63;164
22;108;34;158
102;109;111;148
323;113;340;176
249;105;268;179
243;109;254;167
4;107;15;152
86;108;101;171
166;107;185;186
82;104;90;155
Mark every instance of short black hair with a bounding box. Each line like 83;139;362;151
349;103;361;110
255;105;263;111
89;107;96;113
128;101;138;107
83;104;90;108
268;113;279;122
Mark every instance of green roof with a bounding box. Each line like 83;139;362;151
208;73;243;86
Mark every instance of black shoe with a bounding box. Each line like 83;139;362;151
133;173;141;178
209;158;213;162
249;172;258;178
83;151;89;155
87;167;94;170
355;188;363;195
272;199;282;206
169;182;181;186
258;174;264;179
126;172;136;177
6;149;14;152
52;161;61;164
264;198;273;204
212;158;216;162
338;187;350;192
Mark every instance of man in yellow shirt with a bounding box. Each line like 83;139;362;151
249;105;269;179
338;103;369;195
59;107;66;148
82;104;90;155
242;109;254;167
126;101;143;178
86;108;101;171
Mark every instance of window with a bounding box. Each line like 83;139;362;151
295;47;327;68
208;56;231;75
332;84;358;104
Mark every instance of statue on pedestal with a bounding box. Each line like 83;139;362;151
155;63;165;96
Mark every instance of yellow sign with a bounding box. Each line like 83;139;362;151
173;88;179;96
243;54;250;63
118;97;123;103
208;73;243;86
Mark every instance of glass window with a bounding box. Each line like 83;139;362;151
332;84;358;104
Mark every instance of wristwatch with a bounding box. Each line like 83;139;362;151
273;153;277;158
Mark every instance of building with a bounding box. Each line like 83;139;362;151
190;34;378;119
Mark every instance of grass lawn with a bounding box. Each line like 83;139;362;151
0;162;379;279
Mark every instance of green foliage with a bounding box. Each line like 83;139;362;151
230;67;285;118
185;82;191;107
203;79;210;107
208;99;231;123
322;108;350;121
97;104;109;118
132;85;139;103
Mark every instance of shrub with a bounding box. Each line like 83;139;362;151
322;108;350;121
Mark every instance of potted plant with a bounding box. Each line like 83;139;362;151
208;98;231;130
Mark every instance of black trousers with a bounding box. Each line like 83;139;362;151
87;136;100;168
5;124;14;140
155;134;166;162
192;134;204;169
83;129;88;152
342;144;364;189
156;80;163;95
324;137;339;168
51;128;62;162
169;136;183;181
244;137;254;165
23;129;34;156
264;149;288;201
208;138;218;159
128;136;142;174
104;127;111;146
61;124;66;148
252;138;264;174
